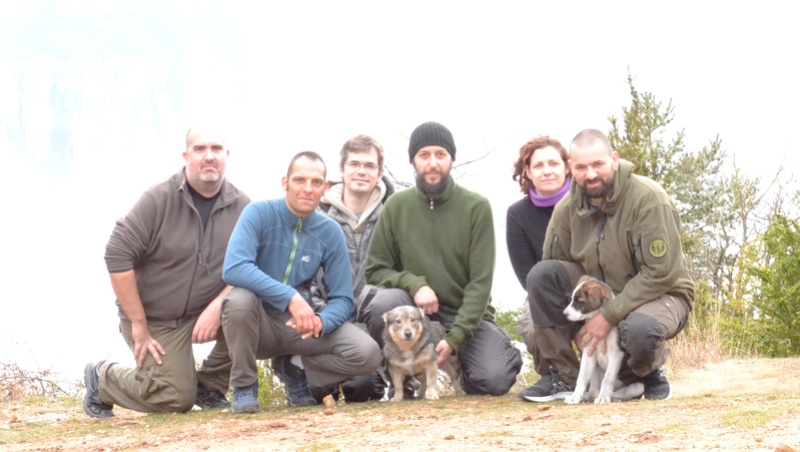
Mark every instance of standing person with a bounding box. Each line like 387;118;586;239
506;136;571;361
271;134;394;404
363;121;523;397
520;129;694;402
220;151;382;413
83;127;251;419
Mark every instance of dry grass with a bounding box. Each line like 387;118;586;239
1;361;80;402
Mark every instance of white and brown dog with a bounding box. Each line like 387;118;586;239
563;275;644;404
381;306;463;402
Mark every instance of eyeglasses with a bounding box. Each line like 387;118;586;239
345;161;380;173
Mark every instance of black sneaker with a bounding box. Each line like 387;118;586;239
195;383;231;409
83;361;114;419
642;367;672;400
271;356;317;407
519;367;574;403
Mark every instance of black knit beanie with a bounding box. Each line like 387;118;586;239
407;121;457;162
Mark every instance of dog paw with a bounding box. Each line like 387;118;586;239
594;394;612;404
424;391;439;401
564;394;582;405
389;395;404;403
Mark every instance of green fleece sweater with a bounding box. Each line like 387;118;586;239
366;179;495;352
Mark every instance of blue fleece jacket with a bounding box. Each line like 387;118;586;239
222;198;354;336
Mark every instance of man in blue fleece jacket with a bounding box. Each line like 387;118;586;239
220;151;382;413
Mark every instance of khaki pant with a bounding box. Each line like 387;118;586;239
221;287;382;389
527;260;690;386
99;317;230;413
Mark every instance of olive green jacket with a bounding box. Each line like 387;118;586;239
544;160;695;325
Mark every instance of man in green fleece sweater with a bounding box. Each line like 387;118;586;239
364;121;522;396
519;129;694;403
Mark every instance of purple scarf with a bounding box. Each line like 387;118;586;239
530;177;570;208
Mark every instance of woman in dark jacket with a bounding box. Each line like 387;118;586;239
506;136;570;357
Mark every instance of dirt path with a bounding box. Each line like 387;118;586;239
2;358;799;451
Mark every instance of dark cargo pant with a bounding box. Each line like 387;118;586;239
526;260;690;386
362;288;523;396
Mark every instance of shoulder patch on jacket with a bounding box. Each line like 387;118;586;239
649;239;667;258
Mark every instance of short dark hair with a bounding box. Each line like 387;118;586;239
287;151;327;178
339;134;384;170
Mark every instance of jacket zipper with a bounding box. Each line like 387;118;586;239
283;218;303;284
596;217;608;282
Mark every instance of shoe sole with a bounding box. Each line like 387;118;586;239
232;404;261;414
521;391;573;403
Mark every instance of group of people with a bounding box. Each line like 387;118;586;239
83;121;694;418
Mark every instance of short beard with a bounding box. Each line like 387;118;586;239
581;177;614;199
416;173;451;199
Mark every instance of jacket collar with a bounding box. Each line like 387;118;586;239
415;174;456;208
176;167;238;210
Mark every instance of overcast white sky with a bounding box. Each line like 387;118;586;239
1;1;797;383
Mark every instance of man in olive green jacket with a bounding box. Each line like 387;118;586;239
520;129;694;403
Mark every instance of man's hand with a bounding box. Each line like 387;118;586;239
286;293;319;339
192;299;221;343
434;339;454;366
131;321;165;368
414;286;439;315
575;314;613;357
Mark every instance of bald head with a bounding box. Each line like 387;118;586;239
570;129;613;156
186;126;228;150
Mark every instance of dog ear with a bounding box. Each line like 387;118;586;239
417;307;425;318
382;311;390;324
585;281;611;304
577;275;591;285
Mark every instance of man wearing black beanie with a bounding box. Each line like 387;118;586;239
362;121;523;398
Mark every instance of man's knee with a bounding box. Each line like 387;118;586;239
525;260;563;293
353;337;383;372
619;313;666;376
221;287;260;320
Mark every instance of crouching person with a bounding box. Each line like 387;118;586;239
221;151;382;413
84;127;250;418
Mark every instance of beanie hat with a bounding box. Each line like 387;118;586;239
408;121;457;162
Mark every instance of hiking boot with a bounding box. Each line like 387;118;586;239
642;367;672;400
271;356;317;407
519;367;574;402
83;361;114;419
232;382;261;414
195;383;231;410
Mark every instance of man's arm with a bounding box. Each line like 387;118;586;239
601;203;687;324
222;202;298;309
191;285;233;343
109;270;165;367
445;198;495;352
